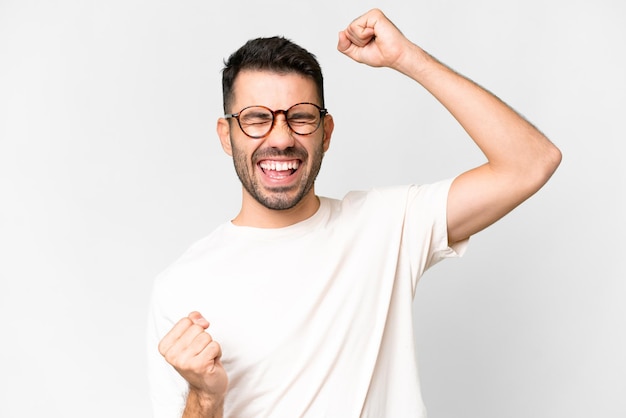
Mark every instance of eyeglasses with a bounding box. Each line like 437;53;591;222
224;102;328;139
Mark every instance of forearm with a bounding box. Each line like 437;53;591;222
182;387;224;418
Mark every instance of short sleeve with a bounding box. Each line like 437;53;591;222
402;178;469;289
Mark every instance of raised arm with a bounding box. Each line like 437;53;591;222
338;8;562;244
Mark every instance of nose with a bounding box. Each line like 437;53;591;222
265;112;296;150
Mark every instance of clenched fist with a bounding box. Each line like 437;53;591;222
337;8;428;77
158;312;228;416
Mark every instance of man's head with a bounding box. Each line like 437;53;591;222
217;38;334;222
222;36;325;113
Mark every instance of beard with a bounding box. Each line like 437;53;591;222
230;139;325;211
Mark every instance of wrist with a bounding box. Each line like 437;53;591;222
183;387;224;418
395;44;439;82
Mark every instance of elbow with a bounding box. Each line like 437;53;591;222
526;141;562;193
542;141;562;180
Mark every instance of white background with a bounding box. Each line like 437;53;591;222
1;0;624;417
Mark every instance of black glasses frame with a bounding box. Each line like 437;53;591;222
224;102;328;139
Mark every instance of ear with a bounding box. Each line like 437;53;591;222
322;114;334;152
217;118;233;156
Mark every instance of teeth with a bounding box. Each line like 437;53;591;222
260;160;299;171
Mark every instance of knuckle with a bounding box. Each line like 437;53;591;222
157;341;167;356
198;331;212;343
190;323;205;334
207;340;222;358
179;317;193;328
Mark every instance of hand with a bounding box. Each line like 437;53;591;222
158;312;228;404
337;8;413;69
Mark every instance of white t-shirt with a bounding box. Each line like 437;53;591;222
147;180;467;418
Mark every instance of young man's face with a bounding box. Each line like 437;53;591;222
218;70;333;211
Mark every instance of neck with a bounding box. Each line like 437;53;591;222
231;188;321;228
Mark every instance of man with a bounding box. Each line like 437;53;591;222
147;8;561;418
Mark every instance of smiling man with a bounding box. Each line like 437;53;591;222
219;70;332;225
147;8;561;418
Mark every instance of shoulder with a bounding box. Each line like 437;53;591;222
317;185;419;227
324;182;451;214
152;222;231;286
325;184;414;209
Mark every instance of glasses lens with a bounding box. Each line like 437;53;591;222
239;106;274;138
286;103;322;135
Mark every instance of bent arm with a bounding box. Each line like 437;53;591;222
338;9;562;244
397;48;562;244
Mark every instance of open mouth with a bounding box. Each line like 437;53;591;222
258;159;300;179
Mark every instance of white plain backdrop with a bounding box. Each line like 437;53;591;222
1;0;624;417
